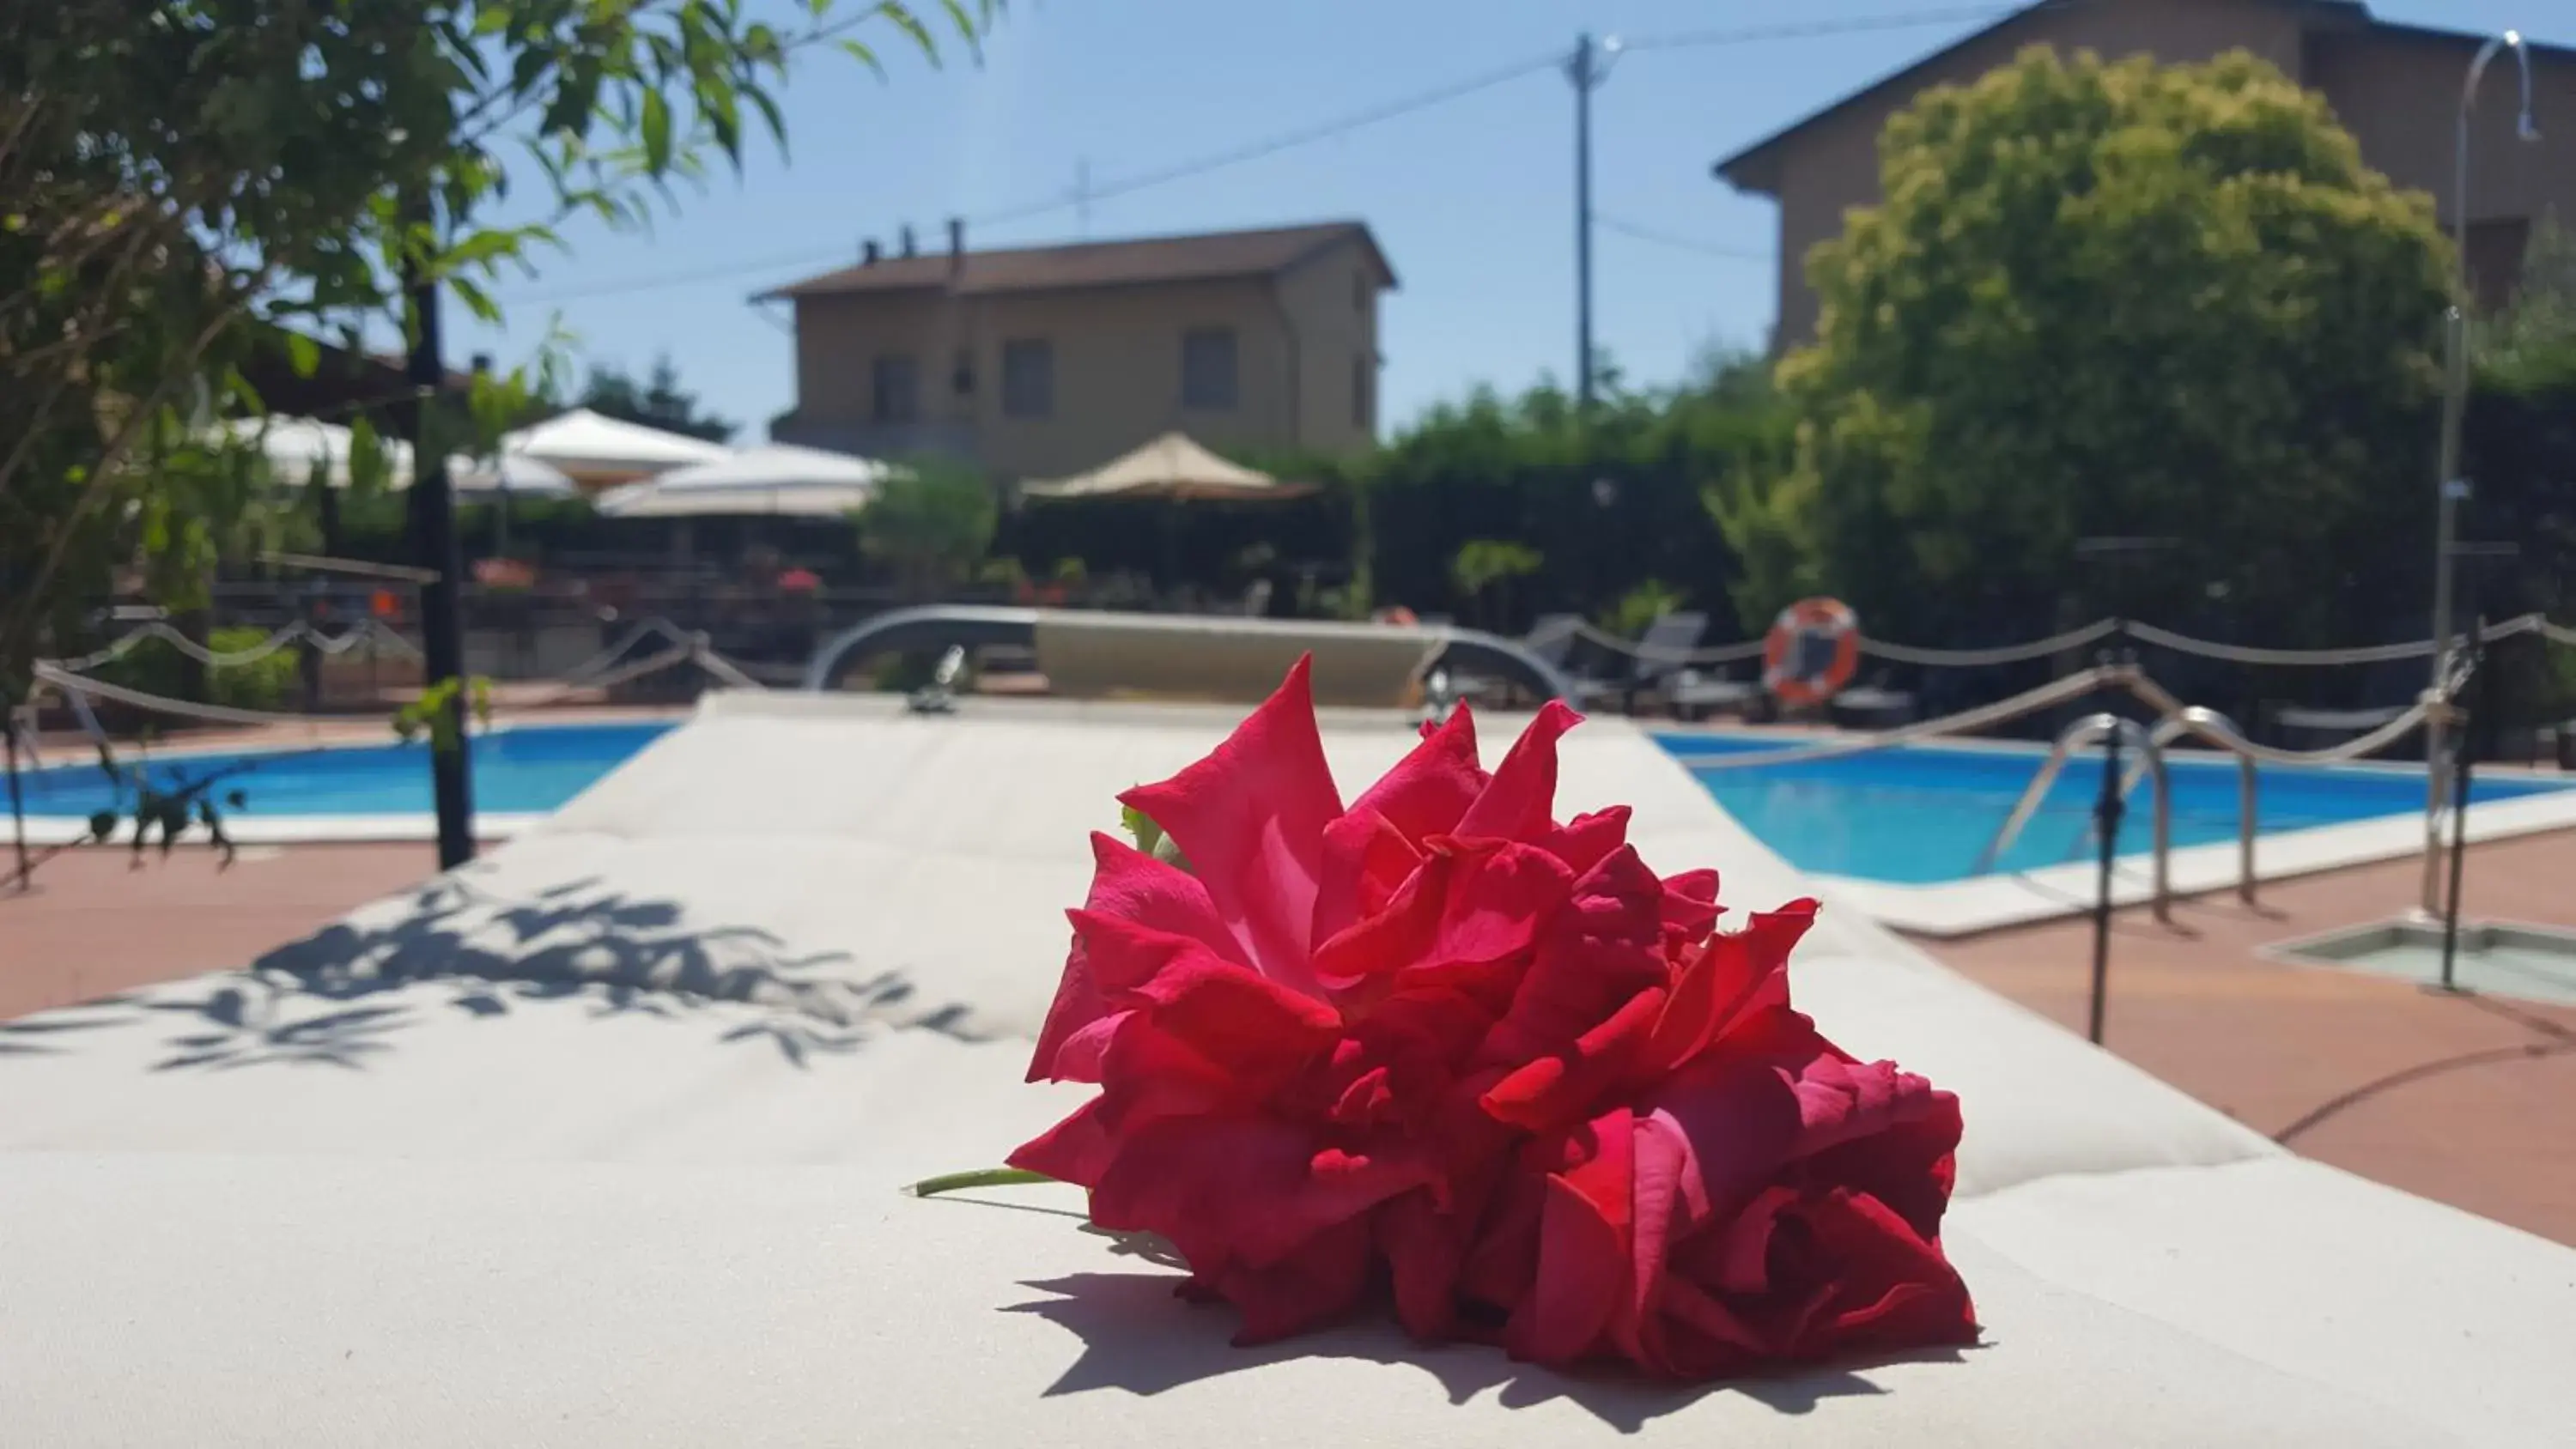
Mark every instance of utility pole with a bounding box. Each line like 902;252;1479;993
1569;33;1596;410
404;232;476;870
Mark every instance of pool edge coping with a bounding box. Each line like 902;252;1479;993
1827;791;2576;938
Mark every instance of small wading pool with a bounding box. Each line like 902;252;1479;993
10;722;676;822
2268;919;2576;1008
1656;732;2574;887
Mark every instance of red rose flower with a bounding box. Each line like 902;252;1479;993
1008;658;1975;1375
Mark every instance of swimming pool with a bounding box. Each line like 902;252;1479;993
1658;732;2573;887
11;722;676;822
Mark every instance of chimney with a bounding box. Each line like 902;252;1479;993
469;353;493;375
947;217;965;278
861;238;881;265
900;225;918;258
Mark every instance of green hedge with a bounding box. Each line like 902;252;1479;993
91;625;300;711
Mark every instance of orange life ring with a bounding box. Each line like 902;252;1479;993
1764;597;1861;707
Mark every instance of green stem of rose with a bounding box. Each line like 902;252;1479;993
904;1166;1055;1198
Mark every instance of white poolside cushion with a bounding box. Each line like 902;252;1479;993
0;1152;2471;1448
0;689;2568;1445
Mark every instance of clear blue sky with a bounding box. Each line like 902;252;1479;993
460;0;2551;440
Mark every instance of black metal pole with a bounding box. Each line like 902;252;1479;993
405;252;476;869
2439;625;2488;991
2089;724;2125;1045
5;699;27;891
1571;33;1595;411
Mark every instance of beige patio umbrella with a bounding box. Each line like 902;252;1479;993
1020;433;1315;599
1020;432;1314;501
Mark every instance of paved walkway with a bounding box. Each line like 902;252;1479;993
1921;829;2576;1247
0;843;447;1020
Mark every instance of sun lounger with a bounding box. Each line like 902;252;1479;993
3;690;2570;1443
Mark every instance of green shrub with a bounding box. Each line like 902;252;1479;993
205;627;300;711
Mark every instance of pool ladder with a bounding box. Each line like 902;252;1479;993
1971;714;2180;924
1977;708;2262;914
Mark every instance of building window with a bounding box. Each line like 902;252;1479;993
1181;326;1237;410
872;355;920;423
1001;337;1053;419
951;349;975;397
1352;352;1372;433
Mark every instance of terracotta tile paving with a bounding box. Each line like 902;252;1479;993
0;842;447;1020
1918;829;2576;1246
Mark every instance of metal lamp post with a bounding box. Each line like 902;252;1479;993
1566;33;1623;410
2421;30;2541;915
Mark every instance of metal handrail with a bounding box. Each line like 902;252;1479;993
1977;713;2172;923
2128;708;2257;906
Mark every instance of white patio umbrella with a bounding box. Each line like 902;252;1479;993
449;452;579;498
1020;431;1313;501
209;416;416;489
499;407;733;485
592;443;892;518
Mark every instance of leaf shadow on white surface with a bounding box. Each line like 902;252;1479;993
1007;1270;1953;1433
44;871;975;1071
0;1008;128;1057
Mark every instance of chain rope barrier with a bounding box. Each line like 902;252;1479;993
39;617;423;673
1564;621;1767;665
1677;668;2122;772
1676;662;2465;776
27;630;770;737
1561;611;2568;670
1858;620;2123;666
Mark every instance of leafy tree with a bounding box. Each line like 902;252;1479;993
861;458;999;599
1363;358;1785;635
1746;47;2451;648
579;353;737;442
1;0;987;700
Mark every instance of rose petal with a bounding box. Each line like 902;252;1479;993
1086;1115;1432;1270
1541;805;1633;878
1309;809;1423;951
1480;986;1668;1133
1070;909;1342;1093
1643;900;1817;1076
1477;845;1669;1067
1453;700;1581;842
1218;1216;1377;1345
1506;1109;1633;1367
1121;657;1344;996
1349;704;1490;841
1030;835;1255;1082
1311;840;1574;990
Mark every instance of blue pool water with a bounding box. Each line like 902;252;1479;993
1658;733;2573;886
12;722;676;821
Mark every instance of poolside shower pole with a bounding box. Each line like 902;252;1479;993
2423;30;2540;916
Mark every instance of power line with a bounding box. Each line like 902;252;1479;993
968;49;1564;227
509;246;854;306
505;3;2050;307
505;48;1561;305
1595;214;1771;262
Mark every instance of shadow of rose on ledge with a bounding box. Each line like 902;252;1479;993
1005;1267;1977;1434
